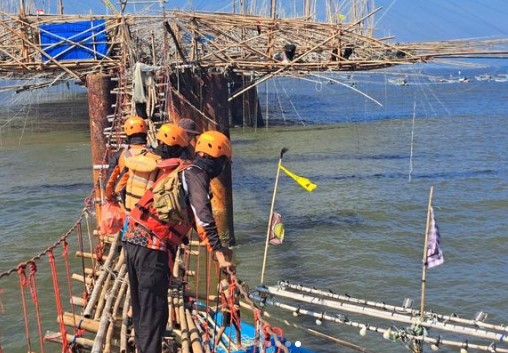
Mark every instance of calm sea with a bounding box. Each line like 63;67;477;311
0;66;507;353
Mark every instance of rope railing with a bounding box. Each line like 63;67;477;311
0;206;91;281
0;190;99;353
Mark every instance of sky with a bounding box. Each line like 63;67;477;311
27;0;508;42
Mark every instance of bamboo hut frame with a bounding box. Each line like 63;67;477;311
0;9;506;89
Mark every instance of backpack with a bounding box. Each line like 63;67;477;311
151;160;190;225
129;159;192;245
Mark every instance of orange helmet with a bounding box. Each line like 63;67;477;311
195;130;232;159
156;123;189;147
124;116;147;136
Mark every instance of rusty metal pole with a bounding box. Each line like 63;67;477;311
206;74;235;247
86;73;115;225
167;70;235;246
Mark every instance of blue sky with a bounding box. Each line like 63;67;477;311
45;0;508;43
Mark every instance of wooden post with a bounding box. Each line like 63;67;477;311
86;73;115;226
420;186;434;319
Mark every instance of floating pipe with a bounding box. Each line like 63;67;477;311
251;294;508;353
280;281;508;334
258;286;508;343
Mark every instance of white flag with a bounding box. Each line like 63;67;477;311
427;207;444;268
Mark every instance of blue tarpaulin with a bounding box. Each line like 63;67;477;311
39;20;108;62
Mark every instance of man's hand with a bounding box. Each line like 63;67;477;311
215;248;235;272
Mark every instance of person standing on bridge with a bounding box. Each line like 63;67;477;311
104;115;148;207
123;129;235;353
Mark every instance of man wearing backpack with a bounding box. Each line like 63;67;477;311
123;128;234;353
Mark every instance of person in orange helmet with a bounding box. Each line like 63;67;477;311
104;115;148;206
123;130;235;353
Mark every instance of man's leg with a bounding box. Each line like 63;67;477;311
133;246;170;353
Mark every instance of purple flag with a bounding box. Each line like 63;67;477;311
427;207;444;268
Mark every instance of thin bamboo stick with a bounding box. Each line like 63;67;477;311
120;290;131;353
91;264;127;353
83;233;120;318
178;292;190;353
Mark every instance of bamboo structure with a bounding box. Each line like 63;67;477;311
0;9;506;90
253;282;508;353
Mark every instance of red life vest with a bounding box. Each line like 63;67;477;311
128;159;192;246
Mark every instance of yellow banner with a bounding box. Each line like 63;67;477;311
279;164;317;192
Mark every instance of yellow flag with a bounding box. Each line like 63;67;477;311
279;164;317;192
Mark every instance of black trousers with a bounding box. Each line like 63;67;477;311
124;242;169;353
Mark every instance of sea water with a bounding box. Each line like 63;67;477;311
0;67;507;353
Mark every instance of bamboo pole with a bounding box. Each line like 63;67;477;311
260;147;288;283
105;270;129;353
420;186;434;319
92;264;127;353
44;331;95;348
70;296;87;307
178;292;190;353
120;290;131;353
60;312;100;332
83;233;120;318
185;308;204;353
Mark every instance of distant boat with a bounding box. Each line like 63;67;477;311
494;74;508;83
475;74;493;81
388;77;408;86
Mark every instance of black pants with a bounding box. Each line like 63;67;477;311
124;242;169;353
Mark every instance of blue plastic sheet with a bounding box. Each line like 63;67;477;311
39;19;108;62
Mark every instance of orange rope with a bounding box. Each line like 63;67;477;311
48;250;69;353
27;262;45;353
17;265;32;353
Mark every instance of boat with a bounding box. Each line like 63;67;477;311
474;74;493;81
388;77;409;86
493;74;508;82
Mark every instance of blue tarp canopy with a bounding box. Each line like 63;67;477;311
39;20;108;62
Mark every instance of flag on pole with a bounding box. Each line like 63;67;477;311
279;164;317;192
427;207;444;269
337;13;347;21
269;211;285;245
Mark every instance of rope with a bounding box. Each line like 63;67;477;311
226;268;289;353
48;250;69;353
27;262;45;353
17;266;32;353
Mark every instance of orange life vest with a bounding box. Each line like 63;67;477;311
124;150;161;212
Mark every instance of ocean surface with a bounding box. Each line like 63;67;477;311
0;65;507;353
